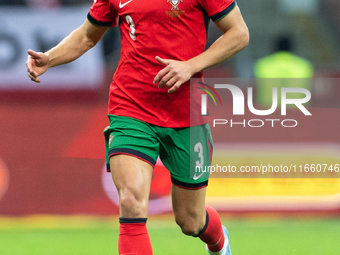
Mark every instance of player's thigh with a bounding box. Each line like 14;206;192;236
172;184;206;216
104;115;159;217
110;154;153;201
110;155;153;217
172;184;207;232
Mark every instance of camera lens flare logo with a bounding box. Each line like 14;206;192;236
0;158;9;201
197;82;222;116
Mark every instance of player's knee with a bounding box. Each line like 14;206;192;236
119;189;148;217
175;214;202;236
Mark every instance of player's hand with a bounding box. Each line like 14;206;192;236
26;49;50;83
153;56;195;93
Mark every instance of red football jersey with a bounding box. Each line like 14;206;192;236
88;0;236;127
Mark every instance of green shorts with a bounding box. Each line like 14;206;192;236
104;115;213;189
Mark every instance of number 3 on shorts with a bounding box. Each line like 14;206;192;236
194;142;204;168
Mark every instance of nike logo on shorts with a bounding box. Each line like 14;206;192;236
119;0;133;8
193;172;204;180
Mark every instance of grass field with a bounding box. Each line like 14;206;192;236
0;215;339;255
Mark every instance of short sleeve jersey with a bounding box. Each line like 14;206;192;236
88;0;236;128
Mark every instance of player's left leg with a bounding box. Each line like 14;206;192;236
171;185;230;255
159;123;231;254
171;184;206;236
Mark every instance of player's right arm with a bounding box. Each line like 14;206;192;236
26;19;109;83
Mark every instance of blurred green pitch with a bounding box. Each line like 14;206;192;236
0;215;339;255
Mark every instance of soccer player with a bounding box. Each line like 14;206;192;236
26;0;249;254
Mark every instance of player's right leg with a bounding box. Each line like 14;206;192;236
110;155;154;255
104;115;160;255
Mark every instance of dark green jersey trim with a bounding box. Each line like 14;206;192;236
203;8;210;39
87;13;112;27
211;1;237;22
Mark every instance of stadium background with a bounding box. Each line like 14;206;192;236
0;0;339;254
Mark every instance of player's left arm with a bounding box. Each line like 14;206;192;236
153;5;249;93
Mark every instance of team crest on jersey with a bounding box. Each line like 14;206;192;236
166;0;185;17
168;0;183;10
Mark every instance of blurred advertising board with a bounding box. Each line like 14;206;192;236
0;7;104;91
